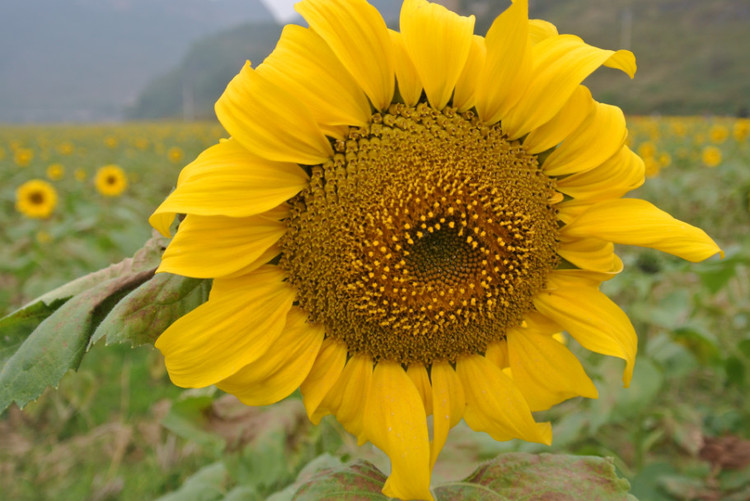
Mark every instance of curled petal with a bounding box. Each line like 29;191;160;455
155;266;295;387
457;354;552;445
296;0;394;110
365;361;432;501
216;62;333;165
563;199;723;262
216;308;325;406
149;139;307;236
401;0;475;110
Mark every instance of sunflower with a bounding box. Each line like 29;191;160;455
16;179;58;219
702;145;722;168
46;163;65;181
94;164;128;196
150;1;721;499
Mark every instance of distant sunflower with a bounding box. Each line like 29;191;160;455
702;146;722;167
95;165;128;196
46;163;65;181
150;1;721;499
16;179;58;219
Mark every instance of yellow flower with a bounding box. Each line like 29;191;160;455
702;145;722;167
149;1;721;499
16;179;58;219
14;147;34;167
644;156;661;178
167;146;184;163
74;168;87;182
57;141;75;155
658;152;671;167
104;135;118;149
734;118;750;143
46;163;65;180
95;165;128;196
637;140;656;158
709;123;729;144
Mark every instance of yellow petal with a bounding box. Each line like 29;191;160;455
400;0;475;111
457;354;552;445
216;308;324;406
453;35;486;112
542;102;627;177
149;139;307;237
522;85;593;154
507;328;598;412
155;266;295;387
485;339;509;368
300;339;348;424
158;212;286;278
556;146;645;201
390;29;422;107
257;24;371;136
563;199;723;262
430;361;465;469
407;363;433;416
475;0;530;124
528;19;558;44
216;61;333;165
502;34;635;139
551;265;624;284
327;354;373;443
533;272;637;385
557;235;619;274
524;311;563;336
296;0;394;110
365;360;432;501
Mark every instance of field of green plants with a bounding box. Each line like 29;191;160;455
1;117;749;500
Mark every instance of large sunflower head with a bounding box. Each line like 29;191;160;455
16;179;58;219
149;1;722;499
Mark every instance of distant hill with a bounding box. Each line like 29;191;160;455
0;0;276;122
126;23;283;120
130;0;750;120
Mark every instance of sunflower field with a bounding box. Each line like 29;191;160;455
1;114;748;500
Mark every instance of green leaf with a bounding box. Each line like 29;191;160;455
155;462;228;501
0;268;155;412
0;233;172;412
291;460;388;501
0;297;68;367
91;273;210;347
438;453;635;501
433;482;509;500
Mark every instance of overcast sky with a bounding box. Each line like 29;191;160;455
260;0;299;22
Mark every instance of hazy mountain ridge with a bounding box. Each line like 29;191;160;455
0;0;276;122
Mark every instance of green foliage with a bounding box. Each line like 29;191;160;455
284;454;635;500
0;235;209;412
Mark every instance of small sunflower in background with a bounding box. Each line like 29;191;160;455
14;147;34;167
734;119;750;143
16;179;58;219
702;145;722;167
46;163;65;181
95;164;128;196
74;168;87;182
167;146;184;163
708;123;729;144
149;1;722;499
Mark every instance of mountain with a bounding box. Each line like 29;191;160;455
0;0;276;122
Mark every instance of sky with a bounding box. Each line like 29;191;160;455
260;0;299;22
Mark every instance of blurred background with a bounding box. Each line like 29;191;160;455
1;1;750;501
1;0;748;124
